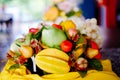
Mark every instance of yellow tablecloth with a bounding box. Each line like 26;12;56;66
0;60;119;80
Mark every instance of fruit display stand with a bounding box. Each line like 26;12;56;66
0;19;120;80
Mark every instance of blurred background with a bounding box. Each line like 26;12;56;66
0;0;120;76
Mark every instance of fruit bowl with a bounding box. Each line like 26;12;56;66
0;19;119;80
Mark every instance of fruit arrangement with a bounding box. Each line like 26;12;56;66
6;19;103;78
1;19;120;80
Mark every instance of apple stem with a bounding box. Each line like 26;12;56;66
31;56;37;72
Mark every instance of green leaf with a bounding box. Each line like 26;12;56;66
76;35;85;44
66;10;75;17
25;33;33;45
9;64;20;70
88;59;103;71
33;26;44;40
78;71;87;78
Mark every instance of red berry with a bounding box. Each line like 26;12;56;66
29;28;39;34
60;40;73;52
52;24;62;29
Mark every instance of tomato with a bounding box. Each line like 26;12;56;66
52;24;62;29
60;40;73;52
29;28;39;34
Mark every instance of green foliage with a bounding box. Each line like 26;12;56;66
78;70;87;78
9;64;20;70
88;59;103;71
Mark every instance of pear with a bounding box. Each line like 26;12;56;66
41;26;67;49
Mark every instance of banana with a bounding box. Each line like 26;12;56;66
35;48;70;74
42;72;80;80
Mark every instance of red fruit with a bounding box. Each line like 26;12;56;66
91;41;102;59
94;52;102;59
52;24;62;29
91;40;99;49
75;57;88;71
29;28;39;34
60;40;73;52
19;55;27;64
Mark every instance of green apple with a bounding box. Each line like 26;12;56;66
41;26;67;49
